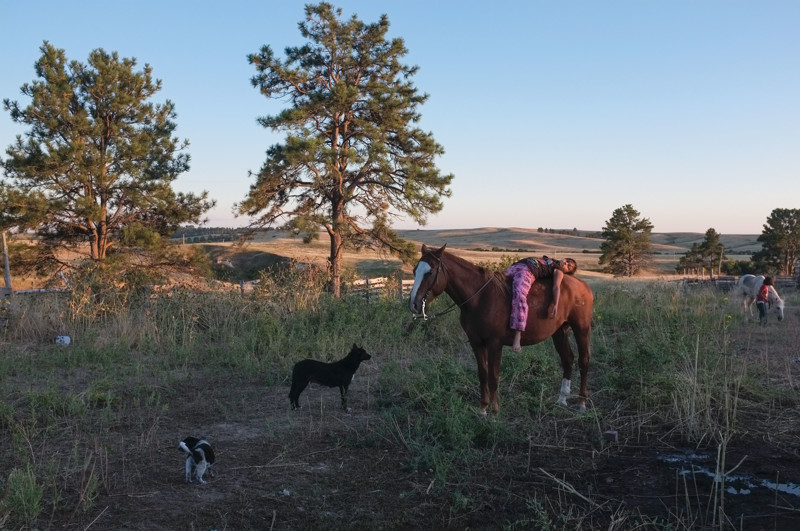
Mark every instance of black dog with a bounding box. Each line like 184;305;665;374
179;436;215;484
289;344;371;411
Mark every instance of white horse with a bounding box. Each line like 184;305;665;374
737;274;784;322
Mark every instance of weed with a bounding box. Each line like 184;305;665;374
1;465;43;527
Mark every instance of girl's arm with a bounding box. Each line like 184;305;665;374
549;269;565;318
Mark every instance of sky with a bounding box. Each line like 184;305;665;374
1;1;798;234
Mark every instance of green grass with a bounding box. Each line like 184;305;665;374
0;267;797;527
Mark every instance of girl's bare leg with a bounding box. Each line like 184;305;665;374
512;330;522;352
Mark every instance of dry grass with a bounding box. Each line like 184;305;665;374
4;227;760;291
202;227;759;279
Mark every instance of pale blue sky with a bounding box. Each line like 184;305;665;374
2;1;798;234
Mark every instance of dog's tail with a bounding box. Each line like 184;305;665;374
179;441;191;454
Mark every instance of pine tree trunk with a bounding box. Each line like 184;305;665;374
328;230;343;298
88;223;111;260
89;232;101;260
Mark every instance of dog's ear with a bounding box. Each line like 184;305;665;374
353;343;358;349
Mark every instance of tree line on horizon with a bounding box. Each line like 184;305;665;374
598;204;799;277
1;3;798;290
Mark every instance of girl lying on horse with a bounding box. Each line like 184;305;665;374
506;257;578;352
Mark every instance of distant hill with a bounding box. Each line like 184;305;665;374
4;227;763;290
191;227;762;280
396;227;761;255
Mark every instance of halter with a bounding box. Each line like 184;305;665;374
413;253;495;320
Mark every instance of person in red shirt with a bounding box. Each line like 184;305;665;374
756;275;774;324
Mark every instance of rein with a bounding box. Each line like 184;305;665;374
414;254;495;320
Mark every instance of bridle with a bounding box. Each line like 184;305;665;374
413;253;495;320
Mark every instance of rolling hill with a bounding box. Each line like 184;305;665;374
201;227;759;280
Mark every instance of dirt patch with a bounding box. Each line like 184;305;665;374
52;318;800;530
68;416;800;529
5;305;800;529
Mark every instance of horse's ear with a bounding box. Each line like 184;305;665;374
421;243;446;255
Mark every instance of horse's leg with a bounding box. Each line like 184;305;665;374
551;325;575;409
572;325;591;413
487;345;503;413
470;341;491;415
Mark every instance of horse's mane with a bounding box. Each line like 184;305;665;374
439;249;510;296
769;286;784;306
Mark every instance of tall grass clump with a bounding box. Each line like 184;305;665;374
1;465;44;528
382;351;517;487
590;280;748;444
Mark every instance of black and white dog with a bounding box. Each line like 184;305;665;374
179;436;215;484
289;343;371;411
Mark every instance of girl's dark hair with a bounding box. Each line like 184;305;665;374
763;275;774;286
564;258;578;275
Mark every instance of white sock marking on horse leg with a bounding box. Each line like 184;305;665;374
557;378;571;407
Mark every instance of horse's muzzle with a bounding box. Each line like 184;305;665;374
409;298;428;320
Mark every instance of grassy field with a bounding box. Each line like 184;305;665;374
200;227;760;282
3;227;798;529
4;227;759;291
1;243;799;528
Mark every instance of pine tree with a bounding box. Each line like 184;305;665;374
699;228;725;276
1;42;213;260
598;204;654;276
753;208;800;275
676;242;704;276
237;3;453;297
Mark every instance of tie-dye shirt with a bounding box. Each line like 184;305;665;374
519;258;557;279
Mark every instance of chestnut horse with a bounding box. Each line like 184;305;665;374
408;244;593;414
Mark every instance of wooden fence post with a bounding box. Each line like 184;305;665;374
1;231;12;331
2;231;12;293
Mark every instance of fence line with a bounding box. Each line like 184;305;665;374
351;277;415;292
682;274;796;291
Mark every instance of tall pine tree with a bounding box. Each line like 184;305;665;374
700;228;725;276
753;208;800;275
237;3;453;297
599;204;654;277
1;42;213;260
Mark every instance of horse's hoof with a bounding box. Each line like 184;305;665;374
577;404;587;413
